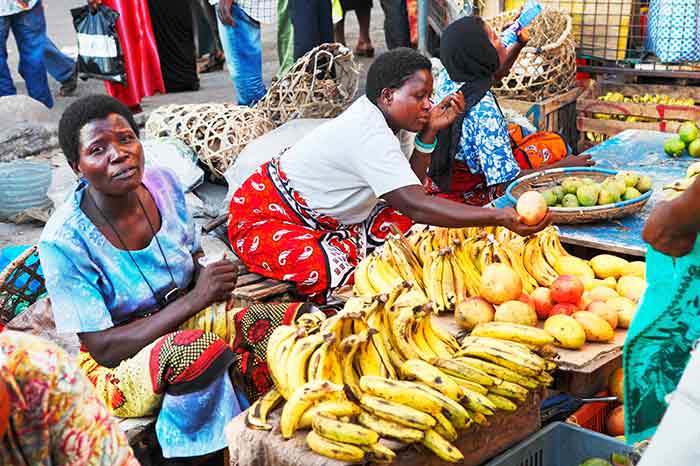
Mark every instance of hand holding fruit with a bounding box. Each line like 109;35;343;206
499;206;552;237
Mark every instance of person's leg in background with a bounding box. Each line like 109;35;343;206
194;0;225;73
379;0;410;49
0;14;16;99
10;0;52;107
317;0;333;46
217;3;266;106
44;37;77;96
288;0;316;60
354;7;374;55
276;0;295;77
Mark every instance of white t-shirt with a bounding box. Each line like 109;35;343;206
280;96;421;225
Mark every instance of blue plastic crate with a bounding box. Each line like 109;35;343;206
484;422;633;466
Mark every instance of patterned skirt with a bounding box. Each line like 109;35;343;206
228;158;413;302
77;301;312;457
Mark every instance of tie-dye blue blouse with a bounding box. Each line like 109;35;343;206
39;167;201;334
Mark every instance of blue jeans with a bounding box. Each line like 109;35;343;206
0;0;52;108
44;37;75;83
217;4;266;107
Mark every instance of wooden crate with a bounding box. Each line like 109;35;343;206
576;80;700;150
499;86;583;150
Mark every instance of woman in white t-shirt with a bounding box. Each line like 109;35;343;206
228;48;551;302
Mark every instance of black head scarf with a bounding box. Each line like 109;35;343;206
429;16;501;193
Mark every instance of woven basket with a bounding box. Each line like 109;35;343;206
255;43;360;127
0;245;46;324
487;9;576;102
145;104;274;179
505;168;653;225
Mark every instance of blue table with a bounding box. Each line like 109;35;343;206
494;129;695;257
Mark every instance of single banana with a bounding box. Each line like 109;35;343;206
488;378;528;402
341;333;367;401
452;240;483;297
446;374;489;395
307;343;323;382
306;430;367;462
457;344;543;377
486;393;518;412
441;250;458;311
312;415;379;446
459;386;496;416
431;358;494;386
401;359;462;401
356;328;386;378
359;376;443;415
421;429;464;463
287;332;327;392
425;314;459;353
448;252;467;304
268;326;301;399
469;410;488;426
245;389;284;431
359;394;437;430
432;411;459;443
422;315;458;357
456;357;539;390
471;322;554;346
391;304;427;361
419;316;453;359
366;311;399;379
412;383;470;430
315;336;344;384
353;254;378;296
425;251;446;312
411;318;439;360
298;400;361;430
361;442;396;463
357;410;425;443
280;381;344;439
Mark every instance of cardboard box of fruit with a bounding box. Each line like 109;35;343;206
506;168;653;224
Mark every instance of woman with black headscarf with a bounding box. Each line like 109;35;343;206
425;16;594;206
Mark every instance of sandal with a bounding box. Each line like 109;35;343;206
198;52;225;74
354;43;375;58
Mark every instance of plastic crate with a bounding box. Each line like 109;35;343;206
484;422;633;466
566;391;617;434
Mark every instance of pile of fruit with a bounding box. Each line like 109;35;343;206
664;121;700;158
586;92;697;144
535;172;652;208
246;285;557;463
354;226;643;351
663;161;700;200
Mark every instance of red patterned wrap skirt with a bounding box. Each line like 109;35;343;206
228;158;413;302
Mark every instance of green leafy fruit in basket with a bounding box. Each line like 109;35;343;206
622;187;642;201
664;137;686;157
616;171;640;188
551;185;565;202
561;177;583;195
635;175;653;193
578;459;613;466
561;193;579;208
598;189;618;206
542;190;558;207
576;183;600;207
679;121;699;144
688;139;700;158
602;178;626;199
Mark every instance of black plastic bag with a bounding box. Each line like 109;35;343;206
71;5;126;84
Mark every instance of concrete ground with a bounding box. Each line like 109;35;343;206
1;0;392;250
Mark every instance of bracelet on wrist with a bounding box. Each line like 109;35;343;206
415;134;437;153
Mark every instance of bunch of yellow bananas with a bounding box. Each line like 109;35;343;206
247;284;557;463
663;161;700;200
355;226;575;305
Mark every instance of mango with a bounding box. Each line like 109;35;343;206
616;276;646;302
617;308;636;328
561;177;582;195
573;311;615;343
582;277;617;291
620;261;645;279
554;256;595;280
494;301;538;327
589;254;629;279
577;184;600;207
589;286;619;302
544;314;586;350
623;187;642;201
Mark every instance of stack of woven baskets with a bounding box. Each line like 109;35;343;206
146;43;360;180
488;8;576;102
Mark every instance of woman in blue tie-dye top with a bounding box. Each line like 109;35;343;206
38;95;311;464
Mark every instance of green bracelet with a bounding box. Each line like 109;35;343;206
415;134;438;152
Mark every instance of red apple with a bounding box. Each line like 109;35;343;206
549;303;578;317
550;275;584;305
518;293;535;311
530;287;554;320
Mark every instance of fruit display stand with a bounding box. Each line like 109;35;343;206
577;81;700;151
225;390;542;466
493;129;695;257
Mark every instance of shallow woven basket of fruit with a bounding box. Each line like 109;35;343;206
506;168;653;225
